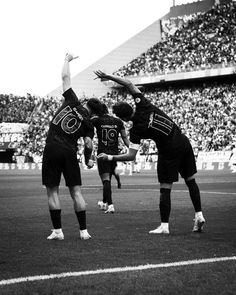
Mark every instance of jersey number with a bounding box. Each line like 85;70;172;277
52;105;81;134
149;112;173;136
102;128;117;146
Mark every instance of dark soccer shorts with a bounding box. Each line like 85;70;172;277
42;143;82;187
97;158;117;175
157;134;197;183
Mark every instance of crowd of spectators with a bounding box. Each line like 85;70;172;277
11;96;63;163
114;2;236;77
1;79;234;163
161;13;200;39
0;93;40;123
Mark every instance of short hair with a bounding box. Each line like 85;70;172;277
112;102;133;119
87;98;102;115
87;98;107;115
102;103;109;114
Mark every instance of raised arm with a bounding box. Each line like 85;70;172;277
62;53;78;93
94;70;141;96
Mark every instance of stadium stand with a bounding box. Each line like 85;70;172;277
114;1;236;77
2;78;235;164
0;93;40;123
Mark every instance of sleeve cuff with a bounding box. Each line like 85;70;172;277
107;155;113;161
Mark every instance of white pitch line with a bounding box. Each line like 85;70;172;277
173;190;236;195
0;256;236;286
82;187;236;196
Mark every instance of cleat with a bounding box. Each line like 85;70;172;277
193;216;205;232
80;229;91;240
47;229;64;240
105;204;115;214
97;201;107;211
149;225;169;235
117;182;121;189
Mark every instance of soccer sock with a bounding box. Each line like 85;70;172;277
75;210;86;230
49;209;62;229
159;188;171;223
103;180;112;205
185;179;202;212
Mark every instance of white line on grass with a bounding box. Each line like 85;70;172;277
174;190;236;195
83;186;236;196
0;256;235;286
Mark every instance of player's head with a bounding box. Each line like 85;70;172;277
112;102;134;122
86;98;107;116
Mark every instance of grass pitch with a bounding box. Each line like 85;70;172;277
0;168;236;294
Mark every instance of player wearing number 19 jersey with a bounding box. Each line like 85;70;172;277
42;53;94;241
88;100;129;213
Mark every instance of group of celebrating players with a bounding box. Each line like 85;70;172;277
42;53;205;241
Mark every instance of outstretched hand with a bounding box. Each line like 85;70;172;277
94;70;109;81
65;53;79;62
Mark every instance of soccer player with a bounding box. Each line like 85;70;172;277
88;100;129;213
94;70;205;234
42;53;94;241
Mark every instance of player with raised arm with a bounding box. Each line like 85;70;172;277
94;70;205;234
87;100;129;213
42;53;94;241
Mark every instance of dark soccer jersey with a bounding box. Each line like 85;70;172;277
91;114;125;155
130;93;179;150
46;88;94;151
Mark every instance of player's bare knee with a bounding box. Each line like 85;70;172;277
73;196;86;211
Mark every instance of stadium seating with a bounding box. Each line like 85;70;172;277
114;2;236;77
4;78;234;163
